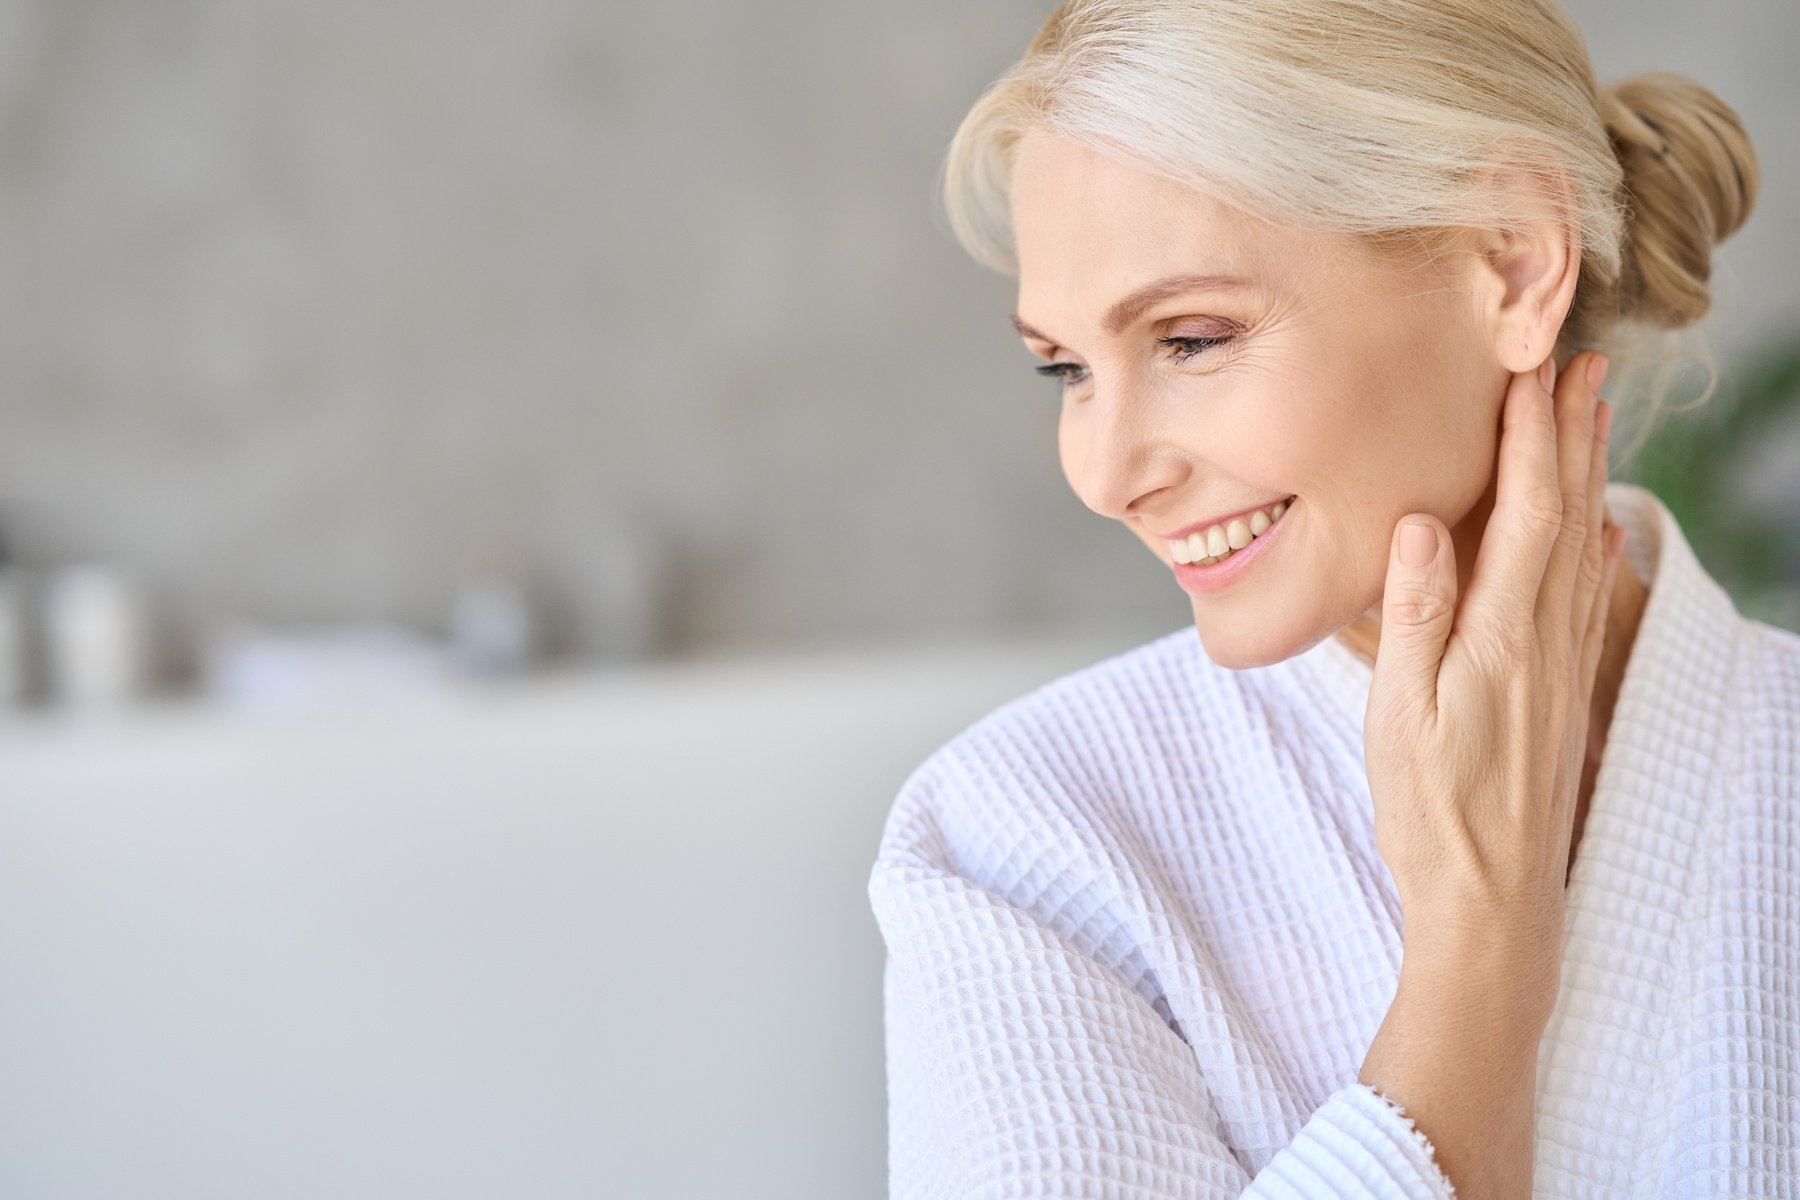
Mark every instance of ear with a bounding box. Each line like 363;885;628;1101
1462;157;1582;374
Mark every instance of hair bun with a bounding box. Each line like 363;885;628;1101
1600;72;1759;329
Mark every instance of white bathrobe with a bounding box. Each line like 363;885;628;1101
869;481;1799;1198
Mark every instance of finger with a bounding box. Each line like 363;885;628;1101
1569;362;1614;650
1578;523;1625;713
1535;352;1602;656
1464;358;1562;637
1369;512;1460;722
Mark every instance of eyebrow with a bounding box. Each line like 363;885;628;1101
1011;272;1254;345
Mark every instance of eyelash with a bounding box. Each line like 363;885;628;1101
1034;335;1234;387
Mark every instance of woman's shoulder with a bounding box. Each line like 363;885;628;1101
1743;611;1800;673
860;626;1353;888
864;626;1219;951
867;624;1277;881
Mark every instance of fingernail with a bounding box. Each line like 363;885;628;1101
1538;358;1554;391
1586;353;1610;393
1400;521;1437;567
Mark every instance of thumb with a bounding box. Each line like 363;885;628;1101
1370;514;1459;714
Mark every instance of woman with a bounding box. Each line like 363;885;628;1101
868;2;1796;1197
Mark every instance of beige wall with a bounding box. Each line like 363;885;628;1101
1;0;1794;680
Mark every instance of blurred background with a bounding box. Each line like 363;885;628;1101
0;1;1794;1197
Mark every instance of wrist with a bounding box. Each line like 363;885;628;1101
1397;931;1562;1036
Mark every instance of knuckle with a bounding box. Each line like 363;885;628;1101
1577;546;1607;593
1486;616;1538;662
1560;489;1590;538
1387;582;1452;628
1517;483;1564;532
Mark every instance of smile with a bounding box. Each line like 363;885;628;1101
1170;497;1298;595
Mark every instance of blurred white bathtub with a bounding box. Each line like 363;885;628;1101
0;624;1145;1200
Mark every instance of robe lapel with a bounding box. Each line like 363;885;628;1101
1533;481;1745;1194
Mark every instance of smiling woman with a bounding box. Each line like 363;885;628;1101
868;2;1799;1199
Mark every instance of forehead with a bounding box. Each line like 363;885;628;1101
1008;128;1342;322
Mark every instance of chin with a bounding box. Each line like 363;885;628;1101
1188;620;1298;671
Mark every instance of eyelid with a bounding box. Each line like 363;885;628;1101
1024;337;1083;372
1155;331;1236;366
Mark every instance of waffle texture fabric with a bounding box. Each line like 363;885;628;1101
870;481;1799;1198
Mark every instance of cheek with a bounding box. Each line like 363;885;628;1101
1330;368;1475;481
1301;381;1495;561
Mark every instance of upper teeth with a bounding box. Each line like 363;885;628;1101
1168;498;1291;565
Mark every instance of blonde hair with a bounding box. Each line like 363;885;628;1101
942;0;1760;467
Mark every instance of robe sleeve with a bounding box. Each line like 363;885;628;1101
869;843;1459;1200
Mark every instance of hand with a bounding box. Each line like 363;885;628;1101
1362;350;1625;1009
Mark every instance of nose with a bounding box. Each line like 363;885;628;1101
1062;382;1191;522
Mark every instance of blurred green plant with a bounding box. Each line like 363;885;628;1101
1617;331;1800;633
